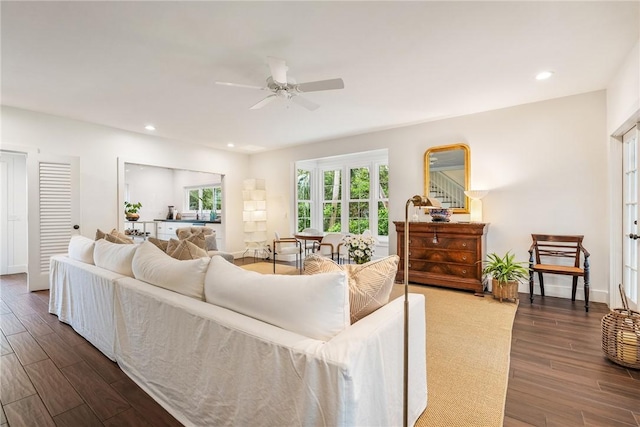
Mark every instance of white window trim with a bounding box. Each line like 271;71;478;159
184;184;222;213
295;149;389;242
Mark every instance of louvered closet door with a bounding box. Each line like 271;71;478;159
27;153;79;291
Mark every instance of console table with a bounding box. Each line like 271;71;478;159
394;221;488;295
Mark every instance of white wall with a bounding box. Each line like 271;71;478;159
125;164;176;221
250;91;610;303
1;106;251;254
607;39;639;135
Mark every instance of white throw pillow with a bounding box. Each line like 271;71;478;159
132;241;210;300
93;238;138;277
204;256;350;341
68;235;95;265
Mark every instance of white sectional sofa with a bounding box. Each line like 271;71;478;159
49;236;427;426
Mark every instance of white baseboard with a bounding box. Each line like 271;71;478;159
5;265;27;274
518;282;608;305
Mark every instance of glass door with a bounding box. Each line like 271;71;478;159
622;125;639;311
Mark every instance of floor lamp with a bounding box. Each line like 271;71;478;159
403;195;438;427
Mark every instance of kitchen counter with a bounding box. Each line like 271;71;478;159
153;219;222;224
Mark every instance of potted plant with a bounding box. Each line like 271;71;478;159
124;201;142;221
482;251;529;302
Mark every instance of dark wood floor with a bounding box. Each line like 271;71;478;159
504;293;640;427
2;270;639;426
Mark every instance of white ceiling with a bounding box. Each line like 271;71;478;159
2;1;638;153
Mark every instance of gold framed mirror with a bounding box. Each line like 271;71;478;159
424;143;470;214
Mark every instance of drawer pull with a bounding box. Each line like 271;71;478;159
408;251;411;256
462;243;467;247
462;256;467;261
462;269;467;274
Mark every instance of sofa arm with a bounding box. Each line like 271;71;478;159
321;294;427;427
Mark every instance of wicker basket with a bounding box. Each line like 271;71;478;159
601;285;640;369
491;279;519;303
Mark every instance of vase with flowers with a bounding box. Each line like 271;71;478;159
343;233;377;264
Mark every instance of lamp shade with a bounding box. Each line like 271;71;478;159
464;190;489;222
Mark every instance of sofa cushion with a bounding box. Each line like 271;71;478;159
93;238;138;277
68;235;95;264
166;238;209;260
204;256;349;341
304;255;400;323
177;226;214;238
132;241;210;300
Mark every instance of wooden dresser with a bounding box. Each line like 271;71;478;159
394;221;488;295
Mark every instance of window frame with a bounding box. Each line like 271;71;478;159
295;150;389;243
184;184;222;214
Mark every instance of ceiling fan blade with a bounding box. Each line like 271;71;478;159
215;81;265;90
250;95;277;110
291;95;320;111
296;78;344;93
267;57;288;85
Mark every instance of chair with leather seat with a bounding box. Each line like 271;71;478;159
528;234;590;311
273;232;302;273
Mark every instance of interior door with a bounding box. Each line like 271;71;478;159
27;151;80;291
622;125;639;311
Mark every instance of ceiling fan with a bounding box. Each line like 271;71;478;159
215;57;344;111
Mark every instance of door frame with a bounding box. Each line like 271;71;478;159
610;111;640;309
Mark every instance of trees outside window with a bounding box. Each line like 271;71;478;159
297;169;311;231
295;151;388;239
186;186;221;213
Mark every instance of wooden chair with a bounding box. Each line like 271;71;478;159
528;234;591;312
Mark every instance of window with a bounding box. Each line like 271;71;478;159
295;150;388;239
348;166;370;234
186;185;222;213
323;169;341;232
297;169;311;231
377;164;389;236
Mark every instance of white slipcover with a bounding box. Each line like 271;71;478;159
114;277;426;427
49;255;123;360
49;255;428;426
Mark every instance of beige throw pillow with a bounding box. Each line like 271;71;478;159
166;238;209;260
304;254;400;323
148;237;169;252
105;233;134;244
95;228;134;244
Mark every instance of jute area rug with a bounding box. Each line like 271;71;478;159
239;262;300;275
389;284;518;427
239;263;517;426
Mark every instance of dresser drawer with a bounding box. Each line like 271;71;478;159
407;260;478;279
395;221;488;294
409;236;476;251
408;248;476;264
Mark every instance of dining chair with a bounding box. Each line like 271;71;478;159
273;232;302;273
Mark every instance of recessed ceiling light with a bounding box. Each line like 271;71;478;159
144;124;156;131
535;71;554;80
227;143;235;148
